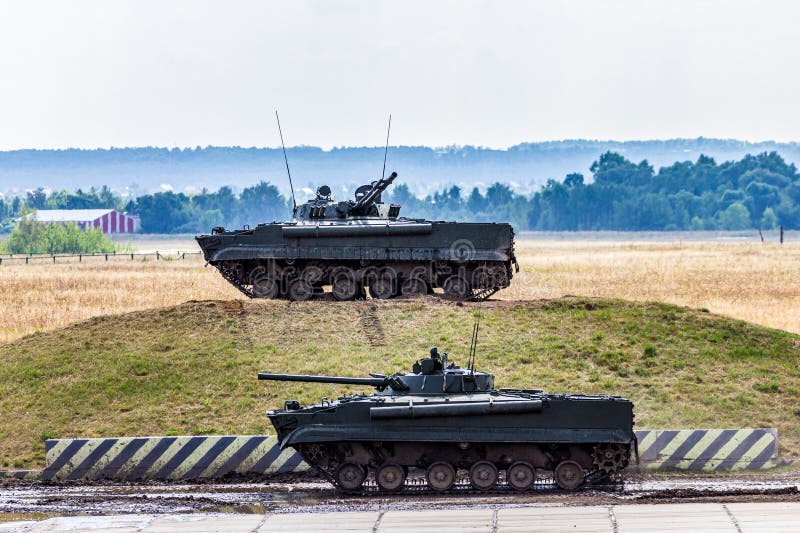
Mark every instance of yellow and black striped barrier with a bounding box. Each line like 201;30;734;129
44;435;307;482
636;428;779;471
41;428;780;481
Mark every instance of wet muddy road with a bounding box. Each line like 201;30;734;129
2;474;799;516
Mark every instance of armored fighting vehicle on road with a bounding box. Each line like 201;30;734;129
259;346;635;492
196;171;518;301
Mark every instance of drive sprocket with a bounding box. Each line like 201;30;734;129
592;443;629;473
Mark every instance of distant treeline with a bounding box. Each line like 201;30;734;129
3;138;800;196
2;151;799;232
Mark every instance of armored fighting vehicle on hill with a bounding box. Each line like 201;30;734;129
196;171;518;301
259;345;635;492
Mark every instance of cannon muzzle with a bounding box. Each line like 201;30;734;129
258;372;388;387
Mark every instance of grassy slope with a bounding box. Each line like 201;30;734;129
1;297;798;468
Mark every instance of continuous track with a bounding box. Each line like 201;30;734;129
313;465;622;496
216;263;498;302
217;263;255;299
359;473;622;495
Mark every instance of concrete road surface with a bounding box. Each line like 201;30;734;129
2;502;799;532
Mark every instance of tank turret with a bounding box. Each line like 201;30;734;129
258;346;494;396
293;171;400;222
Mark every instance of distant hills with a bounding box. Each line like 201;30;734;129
2;138;800;198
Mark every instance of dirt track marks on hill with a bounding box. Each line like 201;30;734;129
359;305;387;346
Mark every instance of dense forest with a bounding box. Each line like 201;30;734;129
1;150;799;233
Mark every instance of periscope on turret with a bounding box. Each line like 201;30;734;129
258;347;635;492
195;171;519;301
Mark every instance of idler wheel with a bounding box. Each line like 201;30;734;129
468;461;498;491
443;275;470;299
426;461;456;492
223;261;245;281
376;462;405;491
331;271;358;301
288;279;314;301
252;275;279;299
554;460;584;490
488;265;510;288
335;462;366;492
400;278;426;297
507;461;536;491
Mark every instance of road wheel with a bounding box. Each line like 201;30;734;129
468;461;498;491
369;269;396;300
251;275;279;299
426;461;456;492
335;462;366;492
554;460;584;490
443;275;470;299
331;271;358;301
288;279;314;301
507;461;536;491
471;266;492;290
376;462;405;491
400;278;426;297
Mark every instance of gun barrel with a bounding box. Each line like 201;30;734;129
258;373;387;387
355;171;398;209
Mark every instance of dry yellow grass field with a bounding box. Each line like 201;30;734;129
510;239;800;335
1;238;799;344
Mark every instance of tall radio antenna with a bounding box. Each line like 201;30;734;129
275;110;297;211
381;114;392;180
468;310;481;375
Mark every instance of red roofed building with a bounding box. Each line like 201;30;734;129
32;209;140;234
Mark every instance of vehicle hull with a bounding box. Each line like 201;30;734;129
197;220;517;300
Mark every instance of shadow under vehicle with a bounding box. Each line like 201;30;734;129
196;171;518;301
259;344;635;493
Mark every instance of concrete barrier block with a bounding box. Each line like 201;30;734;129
44;435;308;482
42;428;781;481
635;428;779;471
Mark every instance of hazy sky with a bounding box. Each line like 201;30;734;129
1;0;799;150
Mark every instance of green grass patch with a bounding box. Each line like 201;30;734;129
0;296;798;468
